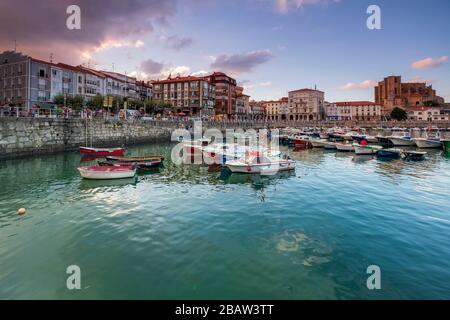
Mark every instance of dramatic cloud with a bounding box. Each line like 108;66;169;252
160;35;194;51
340;80;375;90
275;0;341;13
0;0;177;63
140;58;165;75
210;50;274;75
411;56;448;69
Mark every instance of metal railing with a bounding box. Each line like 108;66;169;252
1;107;450;129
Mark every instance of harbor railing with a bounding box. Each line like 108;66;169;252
1;106;450;129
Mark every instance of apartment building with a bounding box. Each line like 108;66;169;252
151;75;215;116
263;100;281;121
408;106;449;122
207;72;236;118
288;88;324;121
335;101;382;121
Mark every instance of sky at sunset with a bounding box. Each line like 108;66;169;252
0;0;449;102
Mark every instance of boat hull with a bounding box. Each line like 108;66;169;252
324;142;337;150
413;138;443;149
80;147;125;156
377;149;402;158
310;139;327;148
78;166;136;180
335;143;354;152
226;161;296;174
355;146;382;155
388;137;415;146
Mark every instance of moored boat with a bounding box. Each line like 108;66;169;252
377;148;402;159
99;158;163;172
324;142;338;150
78;166;136;180
354;145;383;155
310;139;328;148
225;153;295;174
335;143;355;152
403;151;427;161
387;132;415;146
413;138;443;149
106;155;165;162
80;147;125;156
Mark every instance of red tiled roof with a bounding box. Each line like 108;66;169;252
31;58;59;67
407;106;439;112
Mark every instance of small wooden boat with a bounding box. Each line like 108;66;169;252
78;166;136;180
106;155;165;163
80;147;125;156
377;148;402;159
99;159;163;172
403;151;427;161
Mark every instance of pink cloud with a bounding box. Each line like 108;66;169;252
411;56;448;69
340;80;375;90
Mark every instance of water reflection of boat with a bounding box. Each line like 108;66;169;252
80;155;106;163
352;155;375;163
219;168;295;187
79;177;138;190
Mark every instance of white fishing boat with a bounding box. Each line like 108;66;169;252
225;153;295;174
387;132;415;146
335;143;355;152
354;145;383;155
78;166;136;180
310;139;328;148
366;136;379;143
324;142;338;150
413;138;443;149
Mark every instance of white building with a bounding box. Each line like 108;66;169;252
408;106;449;121
335;101;382;121
288;88;324;121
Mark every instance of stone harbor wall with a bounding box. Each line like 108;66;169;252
0;118;173;159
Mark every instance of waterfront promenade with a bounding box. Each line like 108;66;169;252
1;109;450;160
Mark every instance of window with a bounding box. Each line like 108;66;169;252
39;69;45;77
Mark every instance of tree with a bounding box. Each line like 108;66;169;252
86;94;104;109
424;100;439;107
53;94;65;106
70;95;84;110
390;107;408;121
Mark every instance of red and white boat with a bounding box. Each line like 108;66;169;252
79;147;125;156
78;166;136;180
225;153;295;174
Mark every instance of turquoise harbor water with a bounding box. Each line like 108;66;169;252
1;143;450;299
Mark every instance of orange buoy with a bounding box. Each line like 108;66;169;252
18;208;26;216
